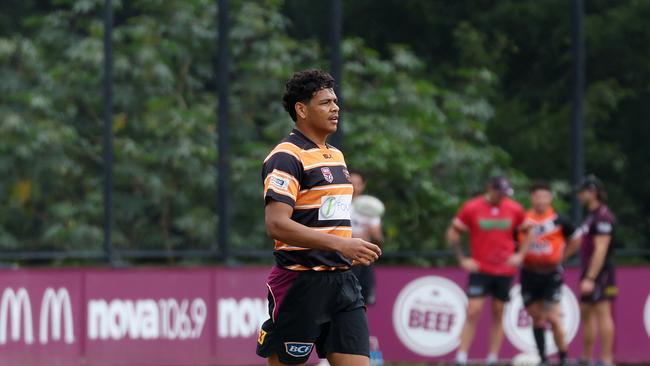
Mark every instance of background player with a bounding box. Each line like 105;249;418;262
350;170;385;306
256;69;382;366
566;176;617;366
446;177;527;366
519;181;581;366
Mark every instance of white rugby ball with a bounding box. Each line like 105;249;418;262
353;195;385;218
511;353;541;366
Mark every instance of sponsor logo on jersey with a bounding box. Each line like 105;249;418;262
597;221;613;234
321;167;334;183
319;195;352;221
478;218;512;230
285;342;313;357
269;175;289;192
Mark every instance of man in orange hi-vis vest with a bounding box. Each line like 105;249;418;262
519;181;582;366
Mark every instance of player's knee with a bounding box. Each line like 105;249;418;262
491;302;505;318
547;315;561;329
533;315;547;328
466;306;482;322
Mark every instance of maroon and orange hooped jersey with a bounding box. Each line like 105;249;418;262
262;129;353;271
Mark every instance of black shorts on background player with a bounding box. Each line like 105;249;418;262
520;268;563;307
467;273;513;302
256;267;369;364
580;265;617;303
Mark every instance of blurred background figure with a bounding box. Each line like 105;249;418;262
350;170;385;306
446;176;526;366
570;176;617;366
519;181;581;366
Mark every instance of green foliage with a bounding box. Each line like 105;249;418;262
286;0;650;252
6;0;646;262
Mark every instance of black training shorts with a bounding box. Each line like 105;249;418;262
352;264;376;305
580;266;618;303
256;266;369;365
520;268;563;307
467;272;513;302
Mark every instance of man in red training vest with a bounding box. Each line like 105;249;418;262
446;177;526;366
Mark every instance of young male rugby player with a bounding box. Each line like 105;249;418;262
519;181;581;366
256;69;381;366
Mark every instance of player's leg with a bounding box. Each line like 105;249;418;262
455;296;485;364
545;272;568;365
487;298;505;364
522;270;547;363
579;302;596;363
267;353;306;366
327;352;369;366
594;300;615;365
485;275;512;365
321;272;370;366
456;273;488;365
527;301;547;363
547;301;568;364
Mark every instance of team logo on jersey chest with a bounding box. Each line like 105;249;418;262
321;167;334;183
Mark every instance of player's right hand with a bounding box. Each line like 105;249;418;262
460;257;479;273
339;238;381;266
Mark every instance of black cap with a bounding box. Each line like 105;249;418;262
577;175;604;192
489;176;514;196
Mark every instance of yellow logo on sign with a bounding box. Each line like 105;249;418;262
258;329;267;345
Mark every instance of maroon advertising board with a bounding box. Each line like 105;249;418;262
0;266;648;365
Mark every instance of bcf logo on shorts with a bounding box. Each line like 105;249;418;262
503;284;580;354
392;276;467;357
284;342;314;357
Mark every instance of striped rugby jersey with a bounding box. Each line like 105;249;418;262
262;128;353;271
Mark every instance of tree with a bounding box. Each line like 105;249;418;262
0;0;528;262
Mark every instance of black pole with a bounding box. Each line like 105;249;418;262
102;0;115;265
570;0;585;223
216;0;231;262
329;0;343;148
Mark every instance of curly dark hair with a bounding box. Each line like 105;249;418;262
529;180;551;193
282;69;336;122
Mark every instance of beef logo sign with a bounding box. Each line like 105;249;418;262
0;287;75;345
392;276;467;357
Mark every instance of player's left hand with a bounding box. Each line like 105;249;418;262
506;252;523;267
580;278;595;294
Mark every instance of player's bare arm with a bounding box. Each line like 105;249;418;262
581;234;611;294
265;201;381;265
367;223;384;247
446;223;478;272
563;232;583;261
507;224;531;267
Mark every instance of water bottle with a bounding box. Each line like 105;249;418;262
369;336;384;366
